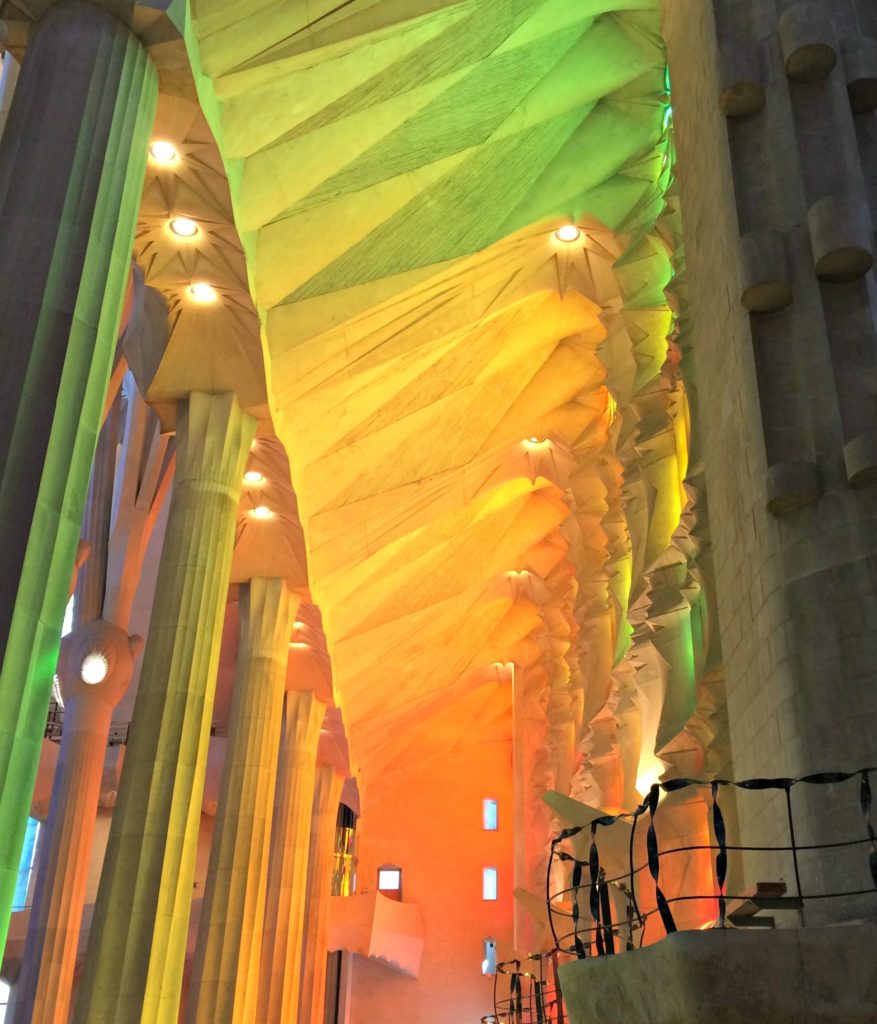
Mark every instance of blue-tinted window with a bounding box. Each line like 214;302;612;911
483;798;498;830
482;867;498;901
12;817;40;911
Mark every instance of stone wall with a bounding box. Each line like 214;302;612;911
663;0;877;922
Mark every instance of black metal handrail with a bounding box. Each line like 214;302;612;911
547;768;877;958
492;951;566;1024
44;710;226;746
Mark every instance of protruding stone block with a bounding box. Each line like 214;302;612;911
843;36;877;114
779;3;838;83
843;429;877;487
740;230;792;312
807;194;874;282
719;37;765;117
766;460;821;517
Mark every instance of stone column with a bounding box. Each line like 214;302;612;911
10;620;141;1024
298;766;345;1024
664;0;877;923
258;690;324;1023
511;661;550;955
73;391;255;1024
0;0;156;952
186;578;296;1024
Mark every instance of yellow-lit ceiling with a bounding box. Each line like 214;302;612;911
61;0;708;813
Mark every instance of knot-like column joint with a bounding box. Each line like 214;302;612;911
740;230;792;313
765;460;822;517
808;193;874;283
779;2;838;83
719;36;765;118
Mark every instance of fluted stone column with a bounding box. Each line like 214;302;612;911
186;578;296;1024
258;690;324;1023
11;620;141;1024
73;397;122;628
73;391;255;1024
298;766;345;1024
0;1;156;952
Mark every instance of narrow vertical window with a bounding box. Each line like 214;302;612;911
482;798;498;830
482;867;498;901
61;594;75;637
13;817;39;911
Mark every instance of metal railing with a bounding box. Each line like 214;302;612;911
44;708;226;746
547;768;877;958
491;951;566;1024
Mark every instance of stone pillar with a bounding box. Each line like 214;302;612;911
10;620;140;1024
664;0;877;922
73;391;255;1024
0;0;156;952
298;765;345;1024
73;398;122;629
257;690;324;1023
511;661;550;955
186;578;296;1024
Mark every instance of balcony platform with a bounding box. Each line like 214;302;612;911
328;891;424;978
558;922;877;1024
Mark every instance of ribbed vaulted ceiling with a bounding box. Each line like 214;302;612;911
173;0;698;811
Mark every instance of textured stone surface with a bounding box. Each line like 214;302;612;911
559;923;877;1023
664;0;877;922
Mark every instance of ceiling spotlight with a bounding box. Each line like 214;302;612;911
243;470;264;484
169;216;199;238
149;140;178;164
289;641;310;649
188;282;217;303
251;505;273;519
554;224;581;243
522;436;551;451
81;652;109;685
293;620;306;630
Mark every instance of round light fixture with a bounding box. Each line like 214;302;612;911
293;620;306;630
81;652;109;685
149;140;178;164
554;224;581;243
188;282;218;304
169;216;199;238
243;470;264;484
251;505;273;519
522;436;551;451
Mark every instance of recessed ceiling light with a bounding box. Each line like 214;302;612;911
293;620;305;630
170;216;199;238
243;470;264;484
289;641;309;649
554;224;581;243
188;282;217;303
522;437;551;451
149;140;178;164
251;505;273;519
81;652;109;685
